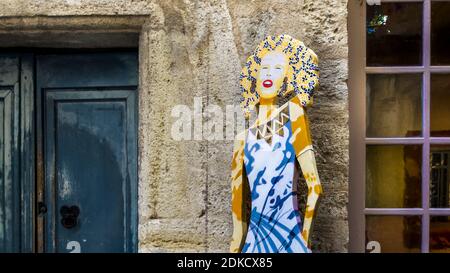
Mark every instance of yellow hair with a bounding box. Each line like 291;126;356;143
240;34;319;119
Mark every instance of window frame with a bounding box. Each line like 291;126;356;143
349;0;450;253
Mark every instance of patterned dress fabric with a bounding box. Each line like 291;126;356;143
242;111;310;253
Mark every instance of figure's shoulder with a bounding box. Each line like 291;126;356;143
287;96;306;122
280;96;307;119
244;96;308;131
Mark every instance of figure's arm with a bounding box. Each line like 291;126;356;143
230;132;247;253
289;97;322;246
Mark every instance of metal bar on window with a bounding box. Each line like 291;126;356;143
365;67;425;73
364;208;425;215
365;138;424;145
377;0;423;3
430;66;450;73
430;138;450;144
429;209;450;215
421;0;431;253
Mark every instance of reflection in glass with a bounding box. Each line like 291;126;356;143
431;146;450;208
431;74;450;137
366;215;421;253
430;216;450;253
432;2;450;65
366;145;421;208
366;74;422;138
366;3;422;66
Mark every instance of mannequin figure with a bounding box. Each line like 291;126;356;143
231;35;322;253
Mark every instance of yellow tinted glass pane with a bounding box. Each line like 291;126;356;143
366;74;422;138
366;215;421;253
366;145;422;208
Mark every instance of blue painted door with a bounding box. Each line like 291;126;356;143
37;53;138;253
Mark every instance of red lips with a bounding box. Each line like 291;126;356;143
262;80;273;88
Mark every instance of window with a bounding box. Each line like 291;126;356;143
349;0;450;253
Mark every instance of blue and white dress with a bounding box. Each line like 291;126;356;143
242;114;311;253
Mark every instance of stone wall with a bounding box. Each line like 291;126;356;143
0;0;349;253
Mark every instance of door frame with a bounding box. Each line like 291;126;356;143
0;50;139;253
0;12;148;253
35;50;139;253
348;0;366;253
348;0;450;253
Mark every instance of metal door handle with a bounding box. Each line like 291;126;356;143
60;205;80;229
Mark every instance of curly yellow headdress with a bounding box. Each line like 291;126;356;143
240;34;319;119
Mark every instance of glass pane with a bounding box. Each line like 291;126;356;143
366;145;422;208
431;74;450;137
431;146;450;208
432;2;450;65
366;3;422;66
366;74;422;137
366;215;421;253
430;216;450;253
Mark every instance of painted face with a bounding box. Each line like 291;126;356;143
257;51;288;100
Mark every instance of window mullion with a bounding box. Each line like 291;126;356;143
421;0;431;254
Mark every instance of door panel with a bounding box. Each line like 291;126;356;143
45;91;136;253
0;85;17;252
37;53;138;253
0;55;34;253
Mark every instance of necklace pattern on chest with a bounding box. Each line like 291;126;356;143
250;106;290;146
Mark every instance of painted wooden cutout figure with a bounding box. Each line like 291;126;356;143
231;35;322;253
